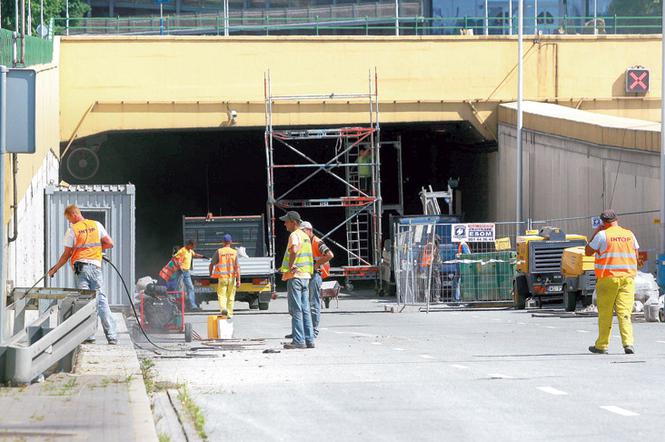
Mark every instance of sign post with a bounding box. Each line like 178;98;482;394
156;0;170;35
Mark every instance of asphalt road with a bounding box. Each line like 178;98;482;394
147;293;665;442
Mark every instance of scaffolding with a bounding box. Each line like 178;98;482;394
264;71;382;288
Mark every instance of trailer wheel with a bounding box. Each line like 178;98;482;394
513;276;528;310
258;302;269;311
563;288;578;312
184;323;193;343
249;296;259;310
324;298;331;309
582;294;593;307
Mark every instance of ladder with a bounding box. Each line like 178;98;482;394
345;141;371;266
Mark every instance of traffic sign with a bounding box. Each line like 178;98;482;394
625;67;649;93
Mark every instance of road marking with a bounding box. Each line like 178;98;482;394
420;354;434;359
537;386;568;396
656;341;665;344
371;342;382;346
492;318;501;322
450;364;469;370
576;330;590;333
544;326;557;329
488;373;514;379
472;315;480;318
393;347;405;351
600;406;639;417
518;322;527;325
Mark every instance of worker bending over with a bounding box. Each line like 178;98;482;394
210;234;241;317
585;210;639;355
175;240;205;312
279;211;315;349
301;222;334;336
48;204;118;345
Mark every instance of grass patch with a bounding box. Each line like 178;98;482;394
140;359;156;394
158;434;172;442
178;385;207;440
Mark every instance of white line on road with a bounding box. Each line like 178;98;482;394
492;318;501;322
600;406;639;417
371;342;382;346
450;364;469;370
393;347;405;351
537;386;568;396
576;330;590;333
544;326;557;329
420;354;434;359
518;322;527;325
656;341;665;344
472;315;480;318
488;373;514;379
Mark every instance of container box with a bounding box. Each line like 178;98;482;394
561;246;594;277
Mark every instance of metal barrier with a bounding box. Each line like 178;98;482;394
0;28;54;67
394;222;521;310
0;288;97;384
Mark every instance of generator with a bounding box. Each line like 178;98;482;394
139;283;186;332
514;227;587;309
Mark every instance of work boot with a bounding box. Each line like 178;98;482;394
624;346;635;354
283;342;306;350
108;338;118;345
588;346;608;354
284;334;293;339
313;328;319;337
306;341;315;349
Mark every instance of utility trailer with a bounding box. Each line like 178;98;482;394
184;215;275;311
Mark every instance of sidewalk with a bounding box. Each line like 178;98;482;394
0;313;157;441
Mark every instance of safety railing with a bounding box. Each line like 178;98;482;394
393;222;521;310
51;15;665;36
0;28;54;67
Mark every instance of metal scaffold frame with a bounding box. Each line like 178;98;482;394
264;70;382;287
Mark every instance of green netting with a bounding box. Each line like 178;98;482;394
458;251;517;302
0;28;53;67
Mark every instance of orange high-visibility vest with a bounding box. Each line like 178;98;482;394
594;226;638;279
421;246;433;268
211;247;239;280
312;236;330;279
70;219;103;266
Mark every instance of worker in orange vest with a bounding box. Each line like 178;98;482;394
48;204;118;345
301;221;333;337
585;210;639;355
209;234;241;318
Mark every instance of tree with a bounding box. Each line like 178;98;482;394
1;0;90;33
608;0;661;16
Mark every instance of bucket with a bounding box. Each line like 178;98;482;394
207;314;227;339
644;303;660;322
217;317;234;339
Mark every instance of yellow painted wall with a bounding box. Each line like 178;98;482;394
59;35;662;143
3;61;60;222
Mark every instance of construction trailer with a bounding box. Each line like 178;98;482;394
264;71;397;290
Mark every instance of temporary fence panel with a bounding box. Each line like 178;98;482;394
394;221;521;307
45;185;136;306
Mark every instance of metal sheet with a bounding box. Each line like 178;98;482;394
6;69;36;154
190;257;274;277
45;185;136;306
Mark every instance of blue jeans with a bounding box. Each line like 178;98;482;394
75;263;117;341
309;273;322;331
178;270;197;308
287;278;314;345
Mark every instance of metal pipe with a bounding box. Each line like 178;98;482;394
593;0;598;35
21;0;25;64
660;2;665;253
394;0;399;36
8;154;18;243
516;0;524;234
508;0;513;35
1;65;8;344
66;0;69;36
224;0;229;37
534;0;537;34
483;0;488;35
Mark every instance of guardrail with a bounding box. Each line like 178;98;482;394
0;288;97;384
51;15;664;36
0;28;54;67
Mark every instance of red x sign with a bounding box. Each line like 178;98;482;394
625;68;649;93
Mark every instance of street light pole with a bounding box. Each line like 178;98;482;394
516;0;524;233
395;0;399;36
660;2;665;253
508;0;513;35
484;0;488;36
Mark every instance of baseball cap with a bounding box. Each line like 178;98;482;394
600;210;617;222
223;233;233;242
301;221;313;230
279;211;302;222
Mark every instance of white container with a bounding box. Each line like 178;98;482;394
644;303;660;322
217;318;234;339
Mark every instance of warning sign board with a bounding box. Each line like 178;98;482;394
451;223;495;243
625;68;649;94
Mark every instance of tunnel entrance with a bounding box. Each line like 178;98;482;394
61;122;494;278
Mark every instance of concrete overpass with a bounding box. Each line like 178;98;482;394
59;34;663;146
